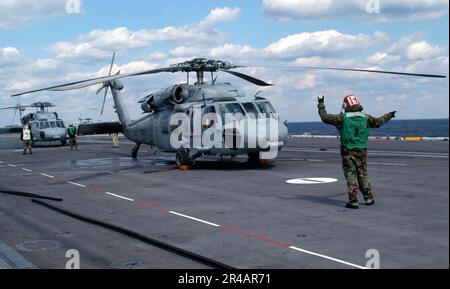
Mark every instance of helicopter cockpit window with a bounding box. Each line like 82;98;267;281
56;121;65;128
242;103;259;119
256;101;277;118
218;103;245;125
49;121;56;128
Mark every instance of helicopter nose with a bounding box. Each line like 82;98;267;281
279;119;289;145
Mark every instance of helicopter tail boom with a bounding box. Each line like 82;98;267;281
108;80;131;129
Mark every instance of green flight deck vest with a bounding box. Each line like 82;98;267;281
340;112;369;149
68;126;77;137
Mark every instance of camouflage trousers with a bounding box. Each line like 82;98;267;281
69;137;78;149
23;140;32;153
341;147;374;202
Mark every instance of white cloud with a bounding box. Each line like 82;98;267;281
210;44;257;58
264;30;388;59
0;47;21;65
262;0;449;22
404;41;445;60
0;0;69;29
50;41;111;62
32;58;62;71
367;52;400;65
49;7;240;62
385;33;447;61
198;7;241;28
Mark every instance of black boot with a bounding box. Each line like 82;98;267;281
345;201;359;209
365;198;375;206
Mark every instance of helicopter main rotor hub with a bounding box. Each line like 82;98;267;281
169;58;235;85
169;58;234;73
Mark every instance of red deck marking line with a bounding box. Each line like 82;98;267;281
88;185;105;193
220;225;290;248
135;199;170;213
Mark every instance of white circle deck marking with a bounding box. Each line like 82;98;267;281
286;178;338;185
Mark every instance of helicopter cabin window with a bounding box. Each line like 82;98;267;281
242;103;259;119
40;122;49;129
203;106;217;128
49;121;56;128
218;103;245;125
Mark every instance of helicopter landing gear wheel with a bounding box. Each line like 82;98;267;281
247;152;260;164
175;149;191;167
131;143;140;159
61;140;67;146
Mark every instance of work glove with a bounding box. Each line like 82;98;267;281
318;95;325;104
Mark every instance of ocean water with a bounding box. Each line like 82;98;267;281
288;119;449;137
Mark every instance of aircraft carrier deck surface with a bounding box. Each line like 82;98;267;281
0;135;448;269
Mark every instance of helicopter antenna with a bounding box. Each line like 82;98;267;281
254;91;263;98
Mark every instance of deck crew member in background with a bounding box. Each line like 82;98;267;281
110;132;119;148
21;124;33;155
317;95;396;209
67;123;78;150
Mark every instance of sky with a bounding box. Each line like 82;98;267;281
0;0;448;125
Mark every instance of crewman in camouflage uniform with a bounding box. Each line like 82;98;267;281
67;123;78;150
318;95;396;209
21;124;33;155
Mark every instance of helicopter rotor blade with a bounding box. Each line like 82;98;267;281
11;107;17;124
100;86;108;115
0;106;21;111
99;51;116;115
108;51;116;76
220;69;273;86
11;67;174;97
263;65;447;79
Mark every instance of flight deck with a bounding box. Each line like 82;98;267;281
0;135;448;269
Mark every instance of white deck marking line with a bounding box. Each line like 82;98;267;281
67;181;86;188
8;164;16;167
169;211;220;227
105;192;134;202
40;173;54;179
289;246;367;269
22;168;32;172
369;162;407;166
284;148;449;158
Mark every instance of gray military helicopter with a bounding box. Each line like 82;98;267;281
0;101;68;146
0;101;23;134
11;56;446;166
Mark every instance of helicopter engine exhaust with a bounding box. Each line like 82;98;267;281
172;85;188;104
140;85;189;112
